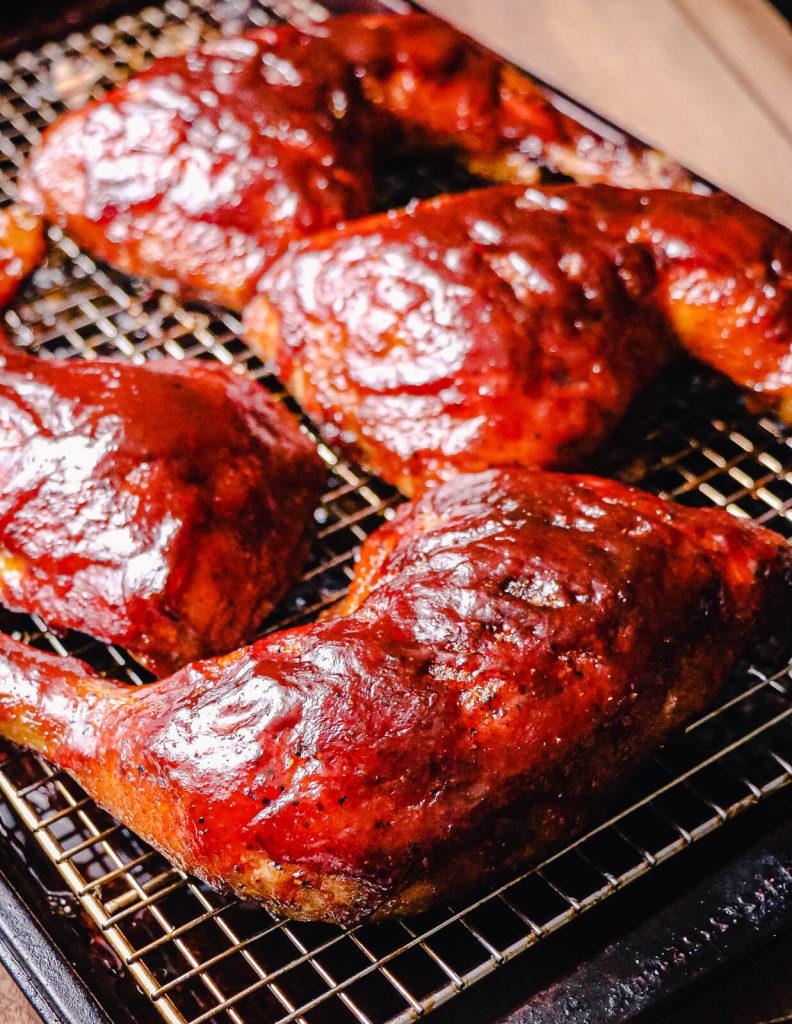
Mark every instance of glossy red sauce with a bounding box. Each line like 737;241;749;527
20;15;689;310
0;469;787;921
249;183;792;495
0;347;324;674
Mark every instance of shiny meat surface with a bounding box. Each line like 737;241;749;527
0;469;787;923
19;28;377;310
0;206;44;306
247;184;792;495
319;14;688;190
19;14;689;309
0;345;324;675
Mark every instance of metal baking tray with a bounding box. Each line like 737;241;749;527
0;1;789;1023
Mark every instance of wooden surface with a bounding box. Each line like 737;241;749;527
1;1;791;1023
0;969;40;1024
423;0;792;228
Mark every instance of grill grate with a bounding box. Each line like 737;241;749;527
0;2;790;1023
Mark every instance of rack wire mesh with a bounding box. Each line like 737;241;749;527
0;1;790;1022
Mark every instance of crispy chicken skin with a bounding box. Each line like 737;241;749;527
19;15;688;309
0;206;45;307
247;184;792;495
0;469;787;924
0;345;324;675
316;14;688;190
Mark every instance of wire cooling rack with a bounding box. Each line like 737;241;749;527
0;1;790;1023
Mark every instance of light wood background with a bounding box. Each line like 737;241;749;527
424;0;792;228
1;0;792;1022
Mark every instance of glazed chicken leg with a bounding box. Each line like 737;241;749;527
0;206;45;306
19;14;688;310
0;343;324;675
247;184;792;495
0;469;787;924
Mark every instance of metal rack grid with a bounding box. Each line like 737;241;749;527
0;1;790;1022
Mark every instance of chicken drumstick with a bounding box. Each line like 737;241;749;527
0;469;786;923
